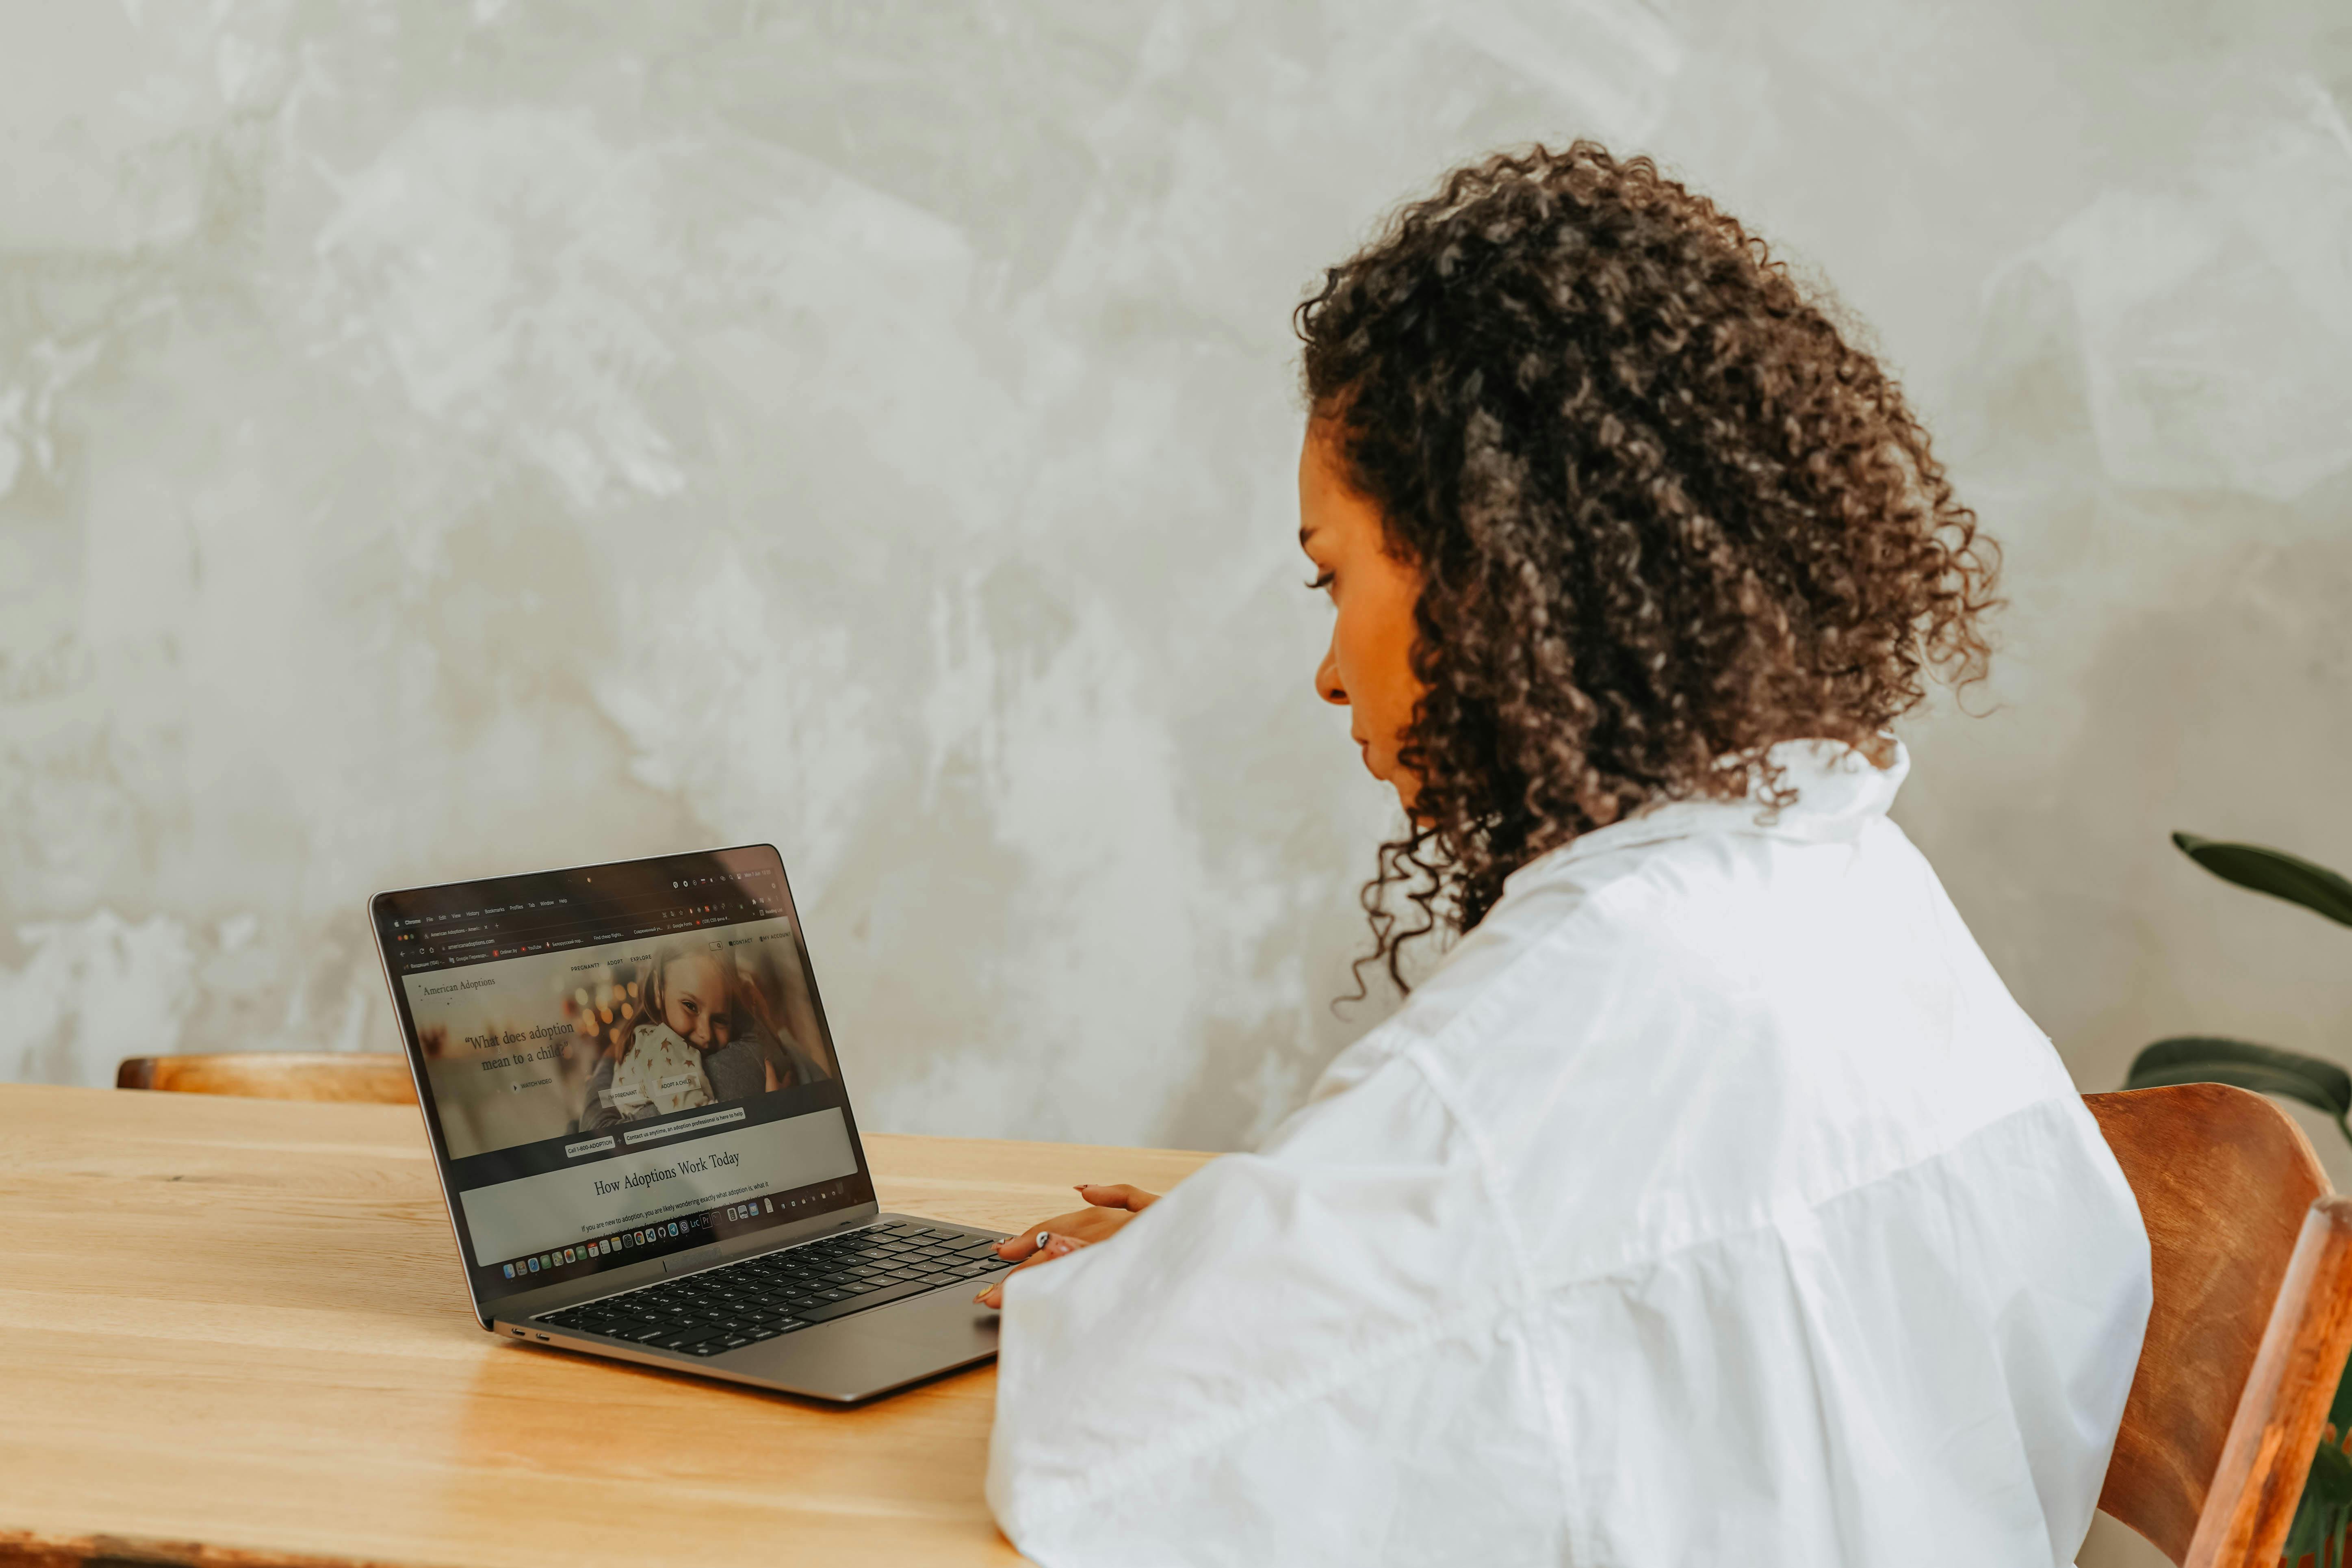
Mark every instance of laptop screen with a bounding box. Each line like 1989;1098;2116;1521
370;844;875;1308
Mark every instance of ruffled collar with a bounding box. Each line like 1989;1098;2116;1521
1498;737;1909;903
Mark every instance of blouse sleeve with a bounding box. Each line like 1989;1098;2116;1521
984;1051;1576;1566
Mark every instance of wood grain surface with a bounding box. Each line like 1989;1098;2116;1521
0;1083;1214;1568
2187;1196;2352;1568
114;1054;417;1104
2088;1083;2332;1563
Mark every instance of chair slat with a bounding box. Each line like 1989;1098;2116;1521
116;1052;417;1105
2086;1084;2343;1567
2187;1196;2352;1568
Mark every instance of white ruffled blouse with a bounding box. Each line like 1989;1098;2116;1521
987;740;2152;1567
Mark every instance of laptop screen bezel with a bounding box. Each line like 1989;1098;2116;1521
367;842;881;1328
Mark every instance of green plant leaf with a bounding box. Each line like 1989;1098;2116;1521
2126;1037;2352;1118
2284;1425;2352;1563
2124;1038;2352;1156
2174;833;2352;928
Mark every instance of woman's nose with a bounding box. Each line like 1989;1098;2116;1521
1316;642;1347;706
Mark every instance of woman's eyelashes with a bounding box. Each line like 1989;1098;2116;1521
1304;569;1335;593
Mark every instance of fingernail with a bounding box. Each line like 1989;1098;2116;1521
971;1290;989;1304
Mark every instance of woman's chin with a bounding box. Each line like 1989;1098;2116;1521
1361;755;1423;814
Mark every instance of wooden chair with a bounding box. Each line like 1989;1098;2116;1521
2089;1084;2352;1566
116;1052;417;1105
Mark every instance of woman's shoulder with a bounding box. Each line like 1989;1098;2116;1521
1403;813;2077;1209
1290;839;1721;1121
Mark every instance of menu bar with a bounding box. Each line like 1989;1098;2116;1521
383;868;791;975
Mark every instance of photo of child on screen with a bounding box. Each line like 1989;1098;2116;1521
583;938;828;1130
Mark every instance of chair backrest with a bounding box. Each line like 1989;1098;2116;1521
2088;1084;2352;1567
116;1052;417;1105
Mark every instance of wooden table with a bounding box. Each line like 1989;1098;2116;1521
0;1083;1214;1568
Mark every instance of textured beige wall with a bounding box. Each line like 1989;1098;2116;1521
3;0;2348;1221
4;7;2346;1559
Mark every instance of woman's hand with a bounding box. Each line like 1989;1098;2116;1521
974;1184;1160;1308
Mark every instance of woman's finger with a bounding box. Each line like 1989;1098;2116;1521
994;1212;1085;1261
1075;1183;1160;1212
975;1235;1085;1308
994;1205;1132;1260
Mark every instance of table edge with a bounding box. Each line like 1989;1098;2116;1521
0;1527;452;1568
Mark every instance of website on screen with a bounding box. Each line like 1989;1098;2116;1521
379;859;868;1297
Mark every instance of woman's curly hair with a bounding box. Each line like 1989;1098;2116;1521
1295;141;1999;993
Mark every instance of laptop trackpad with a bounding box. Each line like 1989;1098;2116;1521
739;1285;1003;1403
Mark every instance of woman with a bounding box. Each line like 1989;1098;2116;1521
980;144;2150;1565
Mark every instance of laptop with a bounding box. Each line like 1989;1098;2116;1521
368;841;1013;1403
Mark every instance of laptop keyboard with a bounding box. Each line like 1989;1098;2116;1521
534;1222;1008;1357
